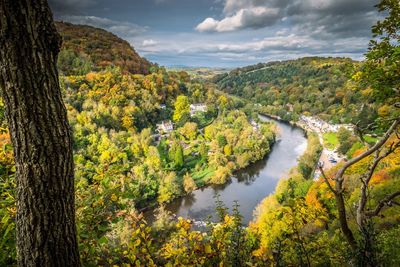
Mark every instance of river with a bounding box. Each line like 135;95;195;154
148;115;308;225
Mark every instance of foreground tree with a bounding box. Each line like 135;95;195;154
0;1;80;266
319;1;400;264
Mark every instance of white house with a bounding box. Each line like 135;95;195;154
156;120;173;133
190;104;207;116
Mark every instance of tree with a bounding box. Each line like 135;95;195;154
183;173;197;193
0;1;80;265
174;144;184;169
217;95;229;112
158;172;181;203
179;122;198;140
319;119;399;260
337;127;356;155
169;141;184;169
318;2;400;262
173;95;190;122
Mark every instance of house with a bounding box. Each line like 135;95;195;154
156;120;174;133
160;104;167;109
190;104;207;116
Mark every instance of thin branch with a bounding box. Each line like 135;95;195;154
318;165;337;195
335;117;400;184
366;191;400;217
357;143;399;227
362;141;399;185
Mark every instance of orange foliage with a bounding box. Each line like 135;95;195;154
0;131;13;165
370;169;390;185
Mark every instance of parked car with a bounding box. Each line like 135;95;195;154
329;158;337;163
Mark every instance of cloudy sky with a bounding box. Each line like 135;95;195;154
49;0;381;67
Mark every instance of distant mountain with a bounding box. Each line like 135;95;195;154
55;22;153;75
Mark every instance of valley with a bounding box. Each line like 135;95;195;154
1;1;399;265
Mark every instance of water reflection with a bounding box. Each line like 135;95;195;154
235;157;268;185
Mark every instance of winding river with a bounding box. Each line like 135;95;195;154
149;115;308;225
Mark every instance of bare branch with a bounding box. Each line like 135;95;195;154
318;165;337;195
366;191;400;218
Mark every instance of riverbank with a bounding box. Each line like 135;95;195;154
257;112;341;181
296;116;344;179
148;115;308;224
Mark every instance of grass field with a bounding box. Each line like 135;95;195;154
323;132;339;150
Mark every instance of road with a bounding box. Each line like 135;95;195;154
297;117;343;180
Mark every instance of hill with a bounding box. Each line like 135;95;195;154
55;22;153;75
213;57;375;124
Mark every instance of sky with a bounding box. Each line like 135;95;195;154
48;0;381;67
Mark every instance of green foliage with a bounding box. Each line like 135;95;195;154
58;49;93;75
216;57;365;123
297;133;322;179
158;172;181;203
169;142;184;169
216;134;227;147
377;225;400;266
358;0;400;104
216;57;394;129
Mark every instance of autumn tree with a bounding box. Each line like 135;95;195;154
173;95;190;123
318;1;400;263
0;1;80;265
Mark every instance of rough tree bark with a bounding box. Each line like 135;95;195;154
0;0;80;266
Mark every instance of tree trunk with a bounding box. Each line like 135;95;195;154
0;1;80;266
334;191;357;250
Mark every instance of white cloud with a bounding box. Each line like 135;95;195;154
142;39;158;46
196;18;219;32
196;7;281;32
196;0;378;34
133;29;368;66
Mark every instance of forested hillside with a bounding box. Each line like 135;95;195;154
214;57;396;131
56;22;153;75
